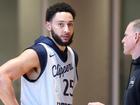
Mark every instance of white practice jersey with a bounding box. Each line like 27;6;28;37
20;43;78;105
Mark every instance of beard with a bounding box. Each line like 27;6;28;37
51;29;74;46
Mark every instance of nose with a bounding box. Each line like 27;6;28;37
122;37;125;43
64;25;70;33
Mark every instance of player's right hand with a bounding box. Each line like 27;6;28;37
88;102;105;105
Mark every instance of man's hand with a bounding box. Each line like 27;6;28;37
88;102;105;105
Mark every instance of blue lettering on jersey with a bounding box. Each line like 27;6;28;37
52;63;73;78
57;102;72;105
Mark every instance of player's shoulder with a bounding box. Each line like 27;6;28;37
20;49;38;58
68;47;78;66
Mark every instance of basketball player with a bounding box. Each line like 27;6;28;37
0;2;78;105
122;19;140;105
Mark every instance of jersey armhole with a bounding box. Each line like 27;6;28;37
72;48;79;80
23;44;47;82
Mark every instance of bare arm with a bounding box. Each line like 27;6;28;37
0;49;40;105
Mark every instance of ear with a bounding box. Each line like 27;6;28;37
138;32;140;38
135;32;140;43
45;21;51;31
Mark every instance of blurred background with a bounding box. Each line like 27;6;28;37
0;0;140;105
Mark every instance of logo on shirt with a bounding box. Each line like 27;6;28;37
49;54;55;57
128;76;135;89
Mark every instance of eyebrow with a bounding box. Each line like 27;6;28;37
56;20;74;23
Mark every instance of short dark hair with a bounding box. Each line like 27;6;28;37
46;2;76;22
